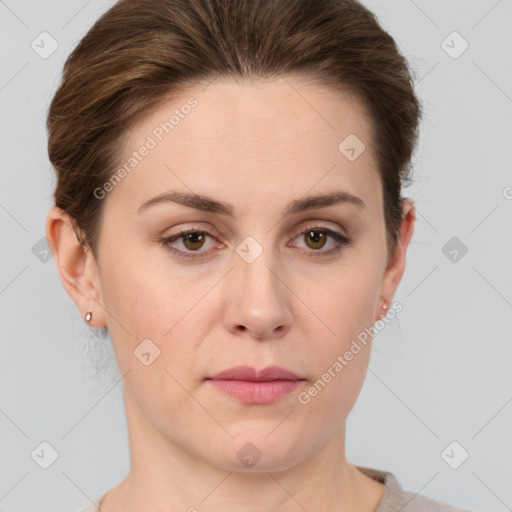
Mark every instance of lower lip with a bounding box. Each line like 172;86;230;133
207;379;303;404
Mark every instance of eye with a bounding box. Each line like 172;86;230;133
159;225;351;260
160;229;219;259
289;225;352;258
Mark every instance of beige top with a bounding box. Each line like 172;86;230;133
76;465;473;512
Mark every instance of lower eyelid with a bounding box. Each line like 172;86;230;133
165;231;219;252
161;227;350;257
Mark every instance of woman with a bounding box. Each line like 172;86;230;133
45;0;472;510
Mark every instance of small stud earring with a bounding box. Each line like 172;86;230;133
85;310;93;323
379;303;388;320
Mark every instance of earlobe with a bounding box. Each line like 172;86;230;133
45;206;106;327
377;199;416;318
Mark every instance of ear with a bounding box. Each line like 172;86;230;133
45;206;107;327
376;198;415;319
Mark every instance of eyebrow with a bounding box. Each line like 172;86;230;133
137;190;366;216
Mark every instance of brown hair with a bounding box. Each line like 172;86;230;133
47;0;421;263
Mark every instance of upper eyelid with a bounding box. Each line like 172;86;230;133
160;225;350;261
164;224;346;246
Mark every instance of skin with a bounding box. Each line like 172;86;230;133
46;75;415;512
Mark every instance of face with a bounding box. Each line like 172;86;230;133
53;75;411;473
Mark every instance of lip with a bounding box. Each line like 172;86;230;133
208;365;302;381
206;365;305;404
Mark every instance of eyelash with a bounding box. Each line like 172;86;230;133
159;225;351;260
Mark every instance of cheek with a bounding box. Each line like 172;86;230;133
99;249;219;383
99;246;195;337
297;322;373;434
99;257;208;432
122;353;207;454
293;264;380;408
301;265;381;345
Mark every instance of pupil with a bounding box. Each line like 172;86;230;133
309;231;322;242
307;230;325;248
185;232;204;249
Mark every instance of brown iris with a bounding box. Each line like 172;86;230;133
179;229;329;252
304;230;327;250
182;232;206;250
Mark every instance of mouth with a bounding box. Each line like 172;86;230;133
205;365;306;405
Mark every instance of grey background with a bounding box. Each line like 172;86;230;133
1;0;511;511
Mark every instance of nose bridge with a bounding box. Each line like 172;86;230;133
224;232;292;338
237;244;280;299
236;234;282;305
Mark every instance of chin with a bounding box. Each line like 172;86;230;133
205;427;310;473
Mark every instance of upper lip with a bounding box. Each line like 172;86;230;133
208;365;303;381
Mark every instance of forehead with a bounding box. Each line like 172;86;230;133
107;76;380;215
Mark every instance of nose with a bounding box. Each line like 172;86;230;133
223;248;293;341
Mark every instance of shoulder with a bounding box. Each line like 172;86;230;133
73;491;108;512
355;465;475;512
